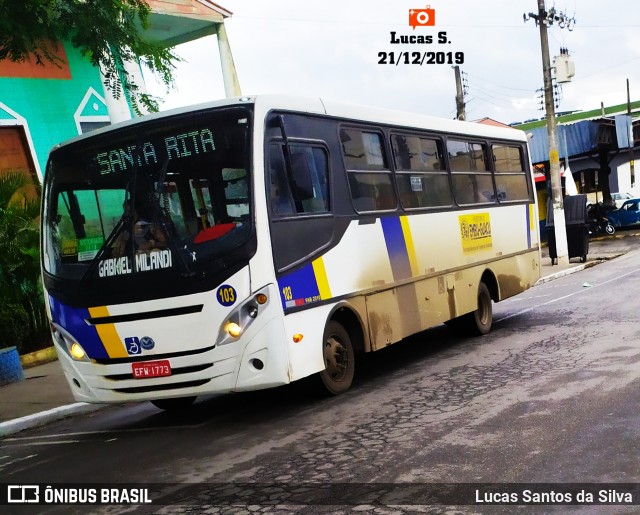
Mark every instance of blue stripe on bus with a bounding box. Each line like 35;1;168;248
48;296;109;359
380;217;412;281
277;263;321;309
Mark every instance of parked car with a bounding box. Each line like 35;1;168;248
606;198;640;227
611;192;633;208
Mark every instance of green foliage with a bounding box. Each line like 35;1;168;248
0;0;180;114
0;172;50;353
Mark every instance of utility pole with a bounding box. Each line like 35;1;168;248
524;1;575;266
454;65;466;121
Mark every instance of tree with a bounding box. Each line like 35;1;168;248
0;172;50;353
0;0;179;114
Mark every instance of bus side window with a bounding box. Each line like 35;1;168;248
341;128;397;212
447;139;495;205
391;134;451;209
290;146;329;213
492;144;531;202
269;143;330;216
269;143;295;216
290;152;314;201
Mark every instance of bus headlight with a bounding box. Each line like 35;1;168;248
225;322;242;338
69;342;87;360
216;286;270;346
51;322;90;362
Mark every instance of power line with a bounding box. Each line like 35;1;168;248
463;72;538;93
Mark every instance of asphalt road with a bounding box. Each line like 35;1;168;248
3;249;640;514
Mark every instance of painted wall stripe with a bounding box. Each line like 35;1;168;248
400;215;420;277
312;257;332;300
87;306;127;358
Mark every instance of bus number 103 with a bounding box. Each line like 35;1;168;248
217;286;236;306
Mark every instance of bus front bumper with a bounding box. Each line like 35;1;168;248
55;316;291;404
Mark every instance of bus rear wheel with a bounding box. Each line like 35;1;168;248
319;320;355;395
151;396;196;411
446;282;493;336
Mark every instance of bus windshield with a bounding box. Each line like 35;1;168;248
42;107;254;298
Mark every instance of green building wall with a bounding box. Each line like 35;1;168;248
0;41;109;178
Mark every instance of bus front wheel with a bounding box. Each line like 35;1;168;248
319;320;355;395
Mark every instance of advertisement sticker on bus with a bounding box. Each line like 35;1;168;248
459;213;493;253
61;240;78;258
77;236;104;261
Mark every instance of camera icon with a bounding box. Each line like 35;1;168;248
409;6;436;29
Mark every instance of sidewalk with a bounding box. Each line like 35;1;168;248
2;232;639;437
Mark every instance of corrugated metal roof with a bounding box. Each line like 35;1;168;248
527;120;600;163
615;114;633;148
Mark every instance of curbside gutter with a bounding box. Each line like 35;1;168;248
0;403;106;438
535;260;601;286
1;346;106;438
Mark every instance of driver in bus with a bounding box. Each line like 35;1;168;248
112;201;167;256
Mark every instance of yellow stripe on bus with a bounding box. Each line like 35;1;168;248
529;203;535;231
400;215;419;277
88;306;128;358
312;257;332;300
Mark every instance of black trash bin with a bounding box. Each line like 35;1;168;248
546;194;589;265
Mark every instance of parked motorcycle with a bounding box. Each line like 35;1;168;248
587;203;616;236
588;216;615;236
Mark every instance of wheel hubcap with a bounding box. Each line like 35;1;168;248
324;335;348;381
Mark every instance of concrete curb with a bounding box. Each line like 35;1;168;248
536;264;588;285
0;403;106;438
536;253;621;286
20;346;58;369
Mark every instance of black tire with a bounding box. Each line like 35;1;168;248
318;320;355;395
446;282;493;336
151;396;196;411
605;223;615;235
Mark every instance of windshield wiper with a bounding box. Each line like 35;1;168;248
80;210;133;282
150;159;193;276
80;146;140;283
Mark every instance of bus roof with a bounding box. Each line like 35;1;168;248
50;94;527;153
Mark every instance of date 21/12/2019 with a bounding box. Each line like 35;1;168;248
378;51;464;65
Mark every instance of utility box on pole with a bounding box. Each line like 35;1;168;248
554;54;575;83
